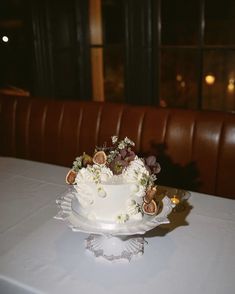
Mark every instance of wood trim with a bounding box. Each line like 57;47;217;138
89;0;104;101
89;0;102;45
91;48;104;101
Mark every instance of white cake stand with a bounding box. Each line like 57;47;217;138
54;187;174;262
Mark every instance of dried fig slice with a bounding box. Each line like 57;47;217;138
65;169;77;185
93;151;107;165
142;199;158;215
144;186;157;204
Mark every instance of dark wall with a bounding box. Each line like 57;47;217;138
31;0;91;99
0;0;33;91
0;0;91;100
0;0;154;104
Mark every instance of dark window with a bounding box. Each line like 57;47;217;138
162;0;200;45
156;0;235;111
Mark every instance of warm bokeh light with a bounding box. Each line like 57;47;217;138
176;74;183;82
205;74;215;85
227;79;235;93
180;81;186;88
2;36;9;42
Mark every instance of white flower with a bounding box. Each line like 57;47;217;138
74;183;94;207
111;135;118;144
116;213;129;224
75;167;94;183
99;165;113;182
75;164;113;187
124;137;135;146
126;199;140;215
130;183;146;197
97;185;107;197
135;184;146;197
123;157;149;183
72;156;83;171
118;141;125;149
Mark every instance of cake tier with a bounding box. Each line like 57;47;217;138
74;182;143;223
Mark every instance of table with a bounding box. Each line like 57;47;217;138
0;157;235;294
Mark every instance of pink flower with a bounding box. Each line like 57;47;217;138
144;156;161;175
109;156;128;175
120;147;135;163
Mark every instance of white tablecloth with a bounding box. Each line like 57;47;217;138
0;157;235;294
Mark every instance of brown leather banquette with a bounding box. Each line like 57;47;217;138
0;94;235;199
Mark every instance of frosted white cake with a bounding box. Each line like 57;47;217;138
74;181;143;223
66;136;161;224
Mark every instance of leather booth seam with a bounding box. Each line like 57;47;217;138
76;106;83;154
116;107;124;137
12;98;18;156
137;111;146;152
25;101;32;158
41;104;48;162
214;120;225;195
95;105;102;146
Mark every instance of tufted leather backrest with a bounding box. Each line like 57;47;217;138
1;94;235;199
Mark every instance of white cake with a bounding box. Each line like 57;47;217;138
66;136;161;224
74;181;143;223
